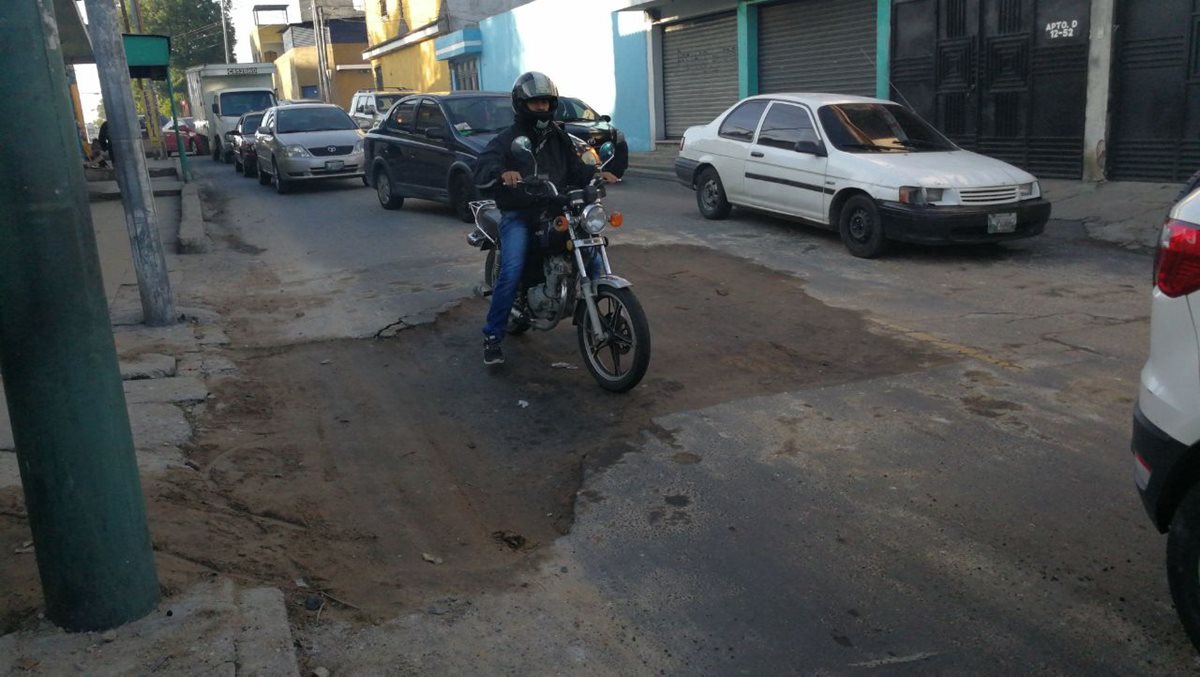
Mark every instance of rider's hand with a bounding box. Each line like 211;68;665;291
501;171;522;187
600;171;620;184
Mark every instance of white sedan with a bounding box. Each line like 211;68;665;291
675;93;1051;258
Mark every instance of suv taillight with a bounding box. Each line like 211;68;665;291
1156;218;1200;297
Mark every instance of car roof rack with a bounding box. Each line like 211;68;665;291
357;87;412;93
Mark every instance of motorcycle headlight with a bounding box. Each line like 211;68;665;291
582;204;608;235
284;144;311;158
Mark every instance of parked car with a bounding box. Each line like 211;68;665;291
555;96;628;178
1131;188;1200;651
364;92;605;222
364;92;512;221
161;117;200;156
350;88;414;130
254;103;365;194
675;93;1051;258
227;111;265;178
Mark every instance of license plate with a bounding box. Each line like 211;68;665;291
988;212;1017;233
324;160;344;171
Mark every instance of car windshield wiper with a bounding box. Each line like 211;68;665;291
894;139;944;150
560;117;592;122
839;142;897;152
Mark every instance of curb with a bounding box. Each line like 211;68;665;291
178;183;210;254
87;183;184;203
624;166;679;183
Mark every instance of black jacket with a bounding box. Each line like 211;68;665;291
474;119;595;213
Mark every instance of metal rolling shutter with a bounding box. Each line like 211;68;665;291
663;13;739;138
759;0;877;96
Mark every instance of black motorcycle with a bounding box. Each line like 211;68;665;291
467;138;650;392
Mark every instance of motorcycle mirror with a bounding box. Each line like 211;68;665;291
511;136;533;157
598;141;615;162
511;135;537;175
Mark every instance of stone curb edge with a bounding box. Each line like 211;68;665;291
178;183;210;254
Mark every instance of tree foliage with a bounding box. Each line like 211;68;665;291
136;0;236;115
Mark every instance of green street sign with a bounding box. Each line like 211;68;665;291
122;34;170;80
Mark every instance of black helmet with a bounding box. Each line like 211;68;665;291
511;71;559;131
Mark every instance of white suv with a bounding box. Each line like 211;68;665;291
1132;188;1200;650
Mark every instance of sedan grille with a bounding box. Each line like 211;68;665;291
959;186;1019;205
308;145;354;157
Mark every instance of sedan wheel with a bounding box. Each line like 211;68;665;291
452;172;475;223
838;194;889;258
376;169;403;210
696;167;732;220
273;159;291;194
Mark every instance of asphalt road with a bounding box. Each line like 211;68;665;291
185;159;1194;675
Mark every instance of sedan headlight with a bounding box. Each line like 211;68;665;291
582;204;608;235
284;144;311;158
353;140;364;153
1019;181;1039;199
898;186;944;205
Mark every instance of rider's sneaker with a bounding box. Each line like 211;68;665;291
483;336;504;365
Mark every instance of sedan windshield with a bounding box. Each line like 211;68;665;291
818;103;957;153
219;91;275;118
241;114;263;134
443;96;513;135
277;107;357;134
556;97;600;123
374;95;403;111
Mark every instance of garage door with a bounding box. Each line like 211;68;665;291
759;0;877;96
1108;0;1200;181
662;13;739;138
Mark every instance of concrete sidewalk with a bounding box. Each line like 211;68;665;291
1;162;299;675
626;148;1181;250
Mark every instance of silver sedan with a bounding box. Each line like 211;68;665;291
255;103;366;194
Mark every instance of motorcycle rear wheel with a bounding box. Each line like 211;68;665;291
576;286;650;393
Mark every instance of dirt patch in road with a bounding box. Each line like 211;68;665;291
0;245;946;631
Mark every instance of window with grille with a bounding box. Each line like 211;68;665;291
452;57;480;91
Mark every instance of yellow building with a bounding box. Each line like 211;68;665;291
250;5;288;62
275;20;375;110
362;0;451;92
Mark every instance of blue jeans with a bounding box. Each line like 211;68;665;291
482;210;604;340
483;211;532;340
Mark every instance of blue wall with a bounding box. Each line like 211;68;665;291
478;0;652;151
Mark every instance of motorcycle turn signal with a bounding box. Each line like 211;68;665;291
609;211;624;228
554;215;571;232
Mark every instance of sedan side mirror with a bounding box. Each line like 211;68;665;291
794;139;828;157
600;114;612;123
224;131;236;141
424;126;447;141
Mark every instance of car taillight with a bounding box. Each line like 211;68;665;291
1156;218;1200;297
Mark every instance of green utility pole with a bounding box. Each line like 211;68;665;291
0;0;159;632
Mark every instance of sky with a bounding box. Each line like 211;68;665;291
75;0;302;124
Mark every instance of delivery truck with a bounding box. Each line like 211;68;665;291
186;63;277;163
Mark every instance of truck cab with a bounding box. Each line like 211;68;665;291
185;63;277;163
203;88;275;162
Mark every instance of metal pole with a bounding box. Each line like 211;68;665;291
84;0;177;326
222;1;231;64
0;0;159;632
168;77;190;182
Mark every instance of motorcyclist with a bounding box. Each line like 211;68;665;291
475;71;619;366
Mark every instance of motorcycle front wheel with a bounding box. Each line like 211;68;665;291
577;286;650;393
